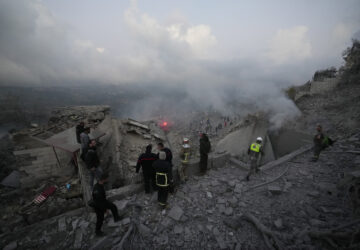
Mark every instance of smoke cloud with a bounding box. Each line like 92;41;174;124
0;0;358;127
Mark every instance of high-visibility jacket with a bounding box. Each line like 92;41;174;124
250;143;261;153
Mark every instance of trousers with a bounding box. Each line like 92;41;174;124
199;153;208;173
157;186;169;206
94;200;119;232
143;169;156;193
89;167;103;188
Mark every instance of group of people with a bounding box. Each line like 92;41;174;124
75;120;332;236
136;143;173;208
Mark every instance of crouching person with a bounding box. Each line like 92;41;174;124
153;151;173;209
92;172;120;236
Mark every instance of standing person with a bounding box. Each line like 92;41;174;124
199;133;211;174
157;142;174;192
76;122;85;144
85;140;103;188
136;144;158;193
246;137;264;181
153;151;172;208
312;124;333;161
92;172;120;236
179;138;191;183
80;127;91;160
157;142;173;164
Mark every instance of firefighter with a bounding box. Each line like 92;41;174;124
312;124;333;161
246;137;264;181
153;151;173;208
199;133;211;174
179;138;191;182
92;172;120;236
136;144;158;193
157;142;174;193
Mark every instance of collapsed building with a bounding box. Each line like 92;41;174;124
0;98;359;249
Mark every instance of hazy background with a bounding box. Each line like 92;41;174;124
0;0;359;126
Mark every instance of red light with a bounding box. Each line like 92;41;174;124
163;122;168;126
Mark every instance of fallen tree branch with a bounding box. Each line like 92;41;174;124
245;166;289;192
241;213;283;250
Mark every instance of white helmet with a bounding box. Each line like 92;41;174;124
256;137;263;142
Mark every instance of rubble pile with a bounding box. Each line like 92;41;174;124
1;128;358;249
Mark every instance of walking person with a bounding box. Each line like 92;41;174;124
136;144;158;193
246;137;264;181
92;172;120;236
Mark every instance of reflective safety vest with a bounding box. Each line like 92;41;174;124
156;172;168;187
250;143;261;153
181;152;190;164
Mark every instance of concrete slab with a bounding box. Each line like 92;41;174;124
1;171;20;188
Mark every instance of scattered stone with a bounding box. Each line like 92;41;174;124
206;224;213;231
3;241;17;250
73;229;83;249
217;204;226;214
234;184;243;193
217;198;226;204
138;223;151;238
307;191;320;198
309;219;323;227
121;217;131;225
223;217;242;230
213;227;221;236
168;205;184;221
58;217;66;232
268;185;282;195
306;206;320;218
206;191;213;199
224;207;233;216
274;219;283;229
174;225;184;234
215;235;227;250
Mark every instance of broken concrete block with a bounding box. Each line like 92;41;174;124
307;191;320;198
1;171;20;188
73;229;83;249
58;217;66;232
268;185;282;195
138;223;151;238
173;225;184;234
206;191;213;198
234;184;242;193
224;207;233;216
168;205;184;221
3;241;17;250
274;219;283;229
121;217;131;225
223;217;242;230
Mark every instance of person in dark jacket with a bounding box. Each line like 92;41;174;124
246;137;264;181
199;133;211;174
136;144;158;193
312;124;333;161
92;172;120;236
80;127;91;160
85;140;103;188
157;142;174;193
76;122;85;144
157;142;173;164
153;151;173;208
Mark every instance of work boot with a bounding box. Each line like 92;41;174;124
95;230;105;237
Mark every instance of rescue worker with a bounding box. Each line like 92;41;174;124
312;124;333;161
136;144;158;193
80;127;90;160
246;137;264;181
92;172;120;236
179;138;191;182
85;140;103;188
76;122;85;144
199;133;211;174
157;142;173;164
153;151;173;208
157;142;174;193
